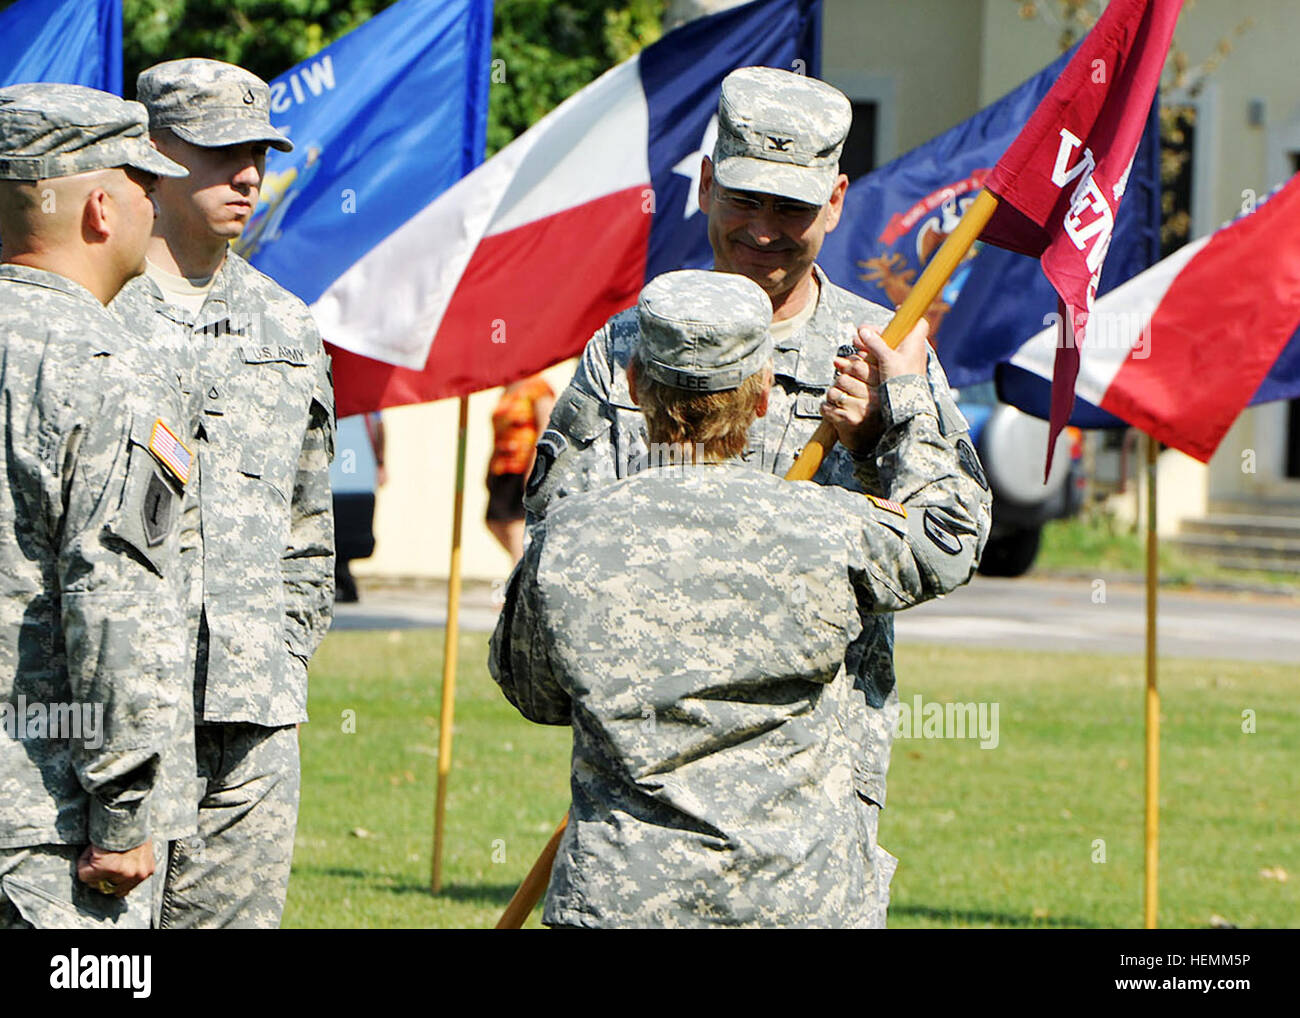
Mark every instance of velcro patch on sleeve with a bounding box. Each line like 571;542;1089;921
866;493;906;518
525;432;567;500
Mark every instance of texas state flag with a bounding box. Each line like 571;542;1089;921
323;0;823;417
999;173;1300;463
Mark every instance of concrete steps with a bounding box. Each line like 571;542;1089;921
1173;509;1300;574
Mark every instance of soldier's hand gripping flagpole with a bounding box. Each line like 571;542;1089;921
784;190;1000;481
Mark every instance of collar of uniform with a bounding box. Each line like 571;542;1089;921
772;267;825;355
697;457;749;469
190;254;236;333
133;269;192;327
0;262;105;309
604;307;642;412
772;264;836;387
139;252;237;330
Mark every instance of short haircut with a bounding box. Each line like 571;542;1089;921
630;353;768;461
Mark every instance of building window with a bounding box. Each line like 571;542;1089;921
1286;401;1300;480
839;100;878;182
1160;103;1197;258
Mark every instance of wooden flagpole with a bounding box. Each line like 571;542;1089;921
432;395;470;893
493;189;1003;928
495;816;569;929
1143;433;1160;928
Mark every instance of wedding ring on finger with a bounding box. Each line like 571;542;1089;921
96;879;115;895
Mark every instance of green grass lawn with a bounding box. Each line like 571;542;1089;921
284;628;1298;929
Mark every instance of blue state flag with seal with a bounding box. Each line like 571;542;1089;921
0;0;122;92
235;0;493;312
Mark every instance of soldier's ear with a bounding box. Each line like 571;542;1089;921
149;127;179;158
754;368;772;418
823;174;849;234
83;186;112;242
698;156;714;215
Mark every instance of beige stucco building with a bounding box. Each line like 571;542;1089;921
356;0;1300;585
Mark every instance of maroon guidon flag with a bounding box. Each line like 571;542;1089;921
979;0;1183;476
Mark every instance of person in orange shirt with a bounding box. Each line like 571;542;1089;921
487;376;555;563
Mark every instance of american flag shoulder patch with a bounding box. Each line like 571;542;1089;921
865;494;906;519
149;418;192;486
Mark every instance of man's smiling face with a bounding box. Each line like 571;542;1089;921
699;155;847;304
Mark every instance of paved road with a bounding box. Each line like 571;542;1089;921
332;575;1300;664
893;576;1300;663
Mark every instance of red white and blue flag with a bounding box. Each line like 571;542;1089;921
1000;174;1300;463
149;419;193;485
977;0;1184;474
320;0;822;417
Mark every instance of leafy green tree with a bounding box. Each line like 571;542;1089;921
487;0;663;153
2;0;664;156
118;1;397;93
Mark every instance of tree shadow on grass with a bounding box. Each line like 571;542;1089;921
434;883;522;907
295;867;1106;926
891;903;1103;928
293;865;521;906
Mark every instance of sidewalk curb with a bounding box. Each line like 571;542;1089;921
1028;567;1299;599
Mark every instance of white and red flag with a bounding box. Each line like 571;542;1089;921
1002;175;1300;463
978;0;1183;474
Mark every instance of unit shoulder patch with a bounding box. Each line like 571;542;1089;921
526;432;566;499
923;508;964;556
142;471;174;547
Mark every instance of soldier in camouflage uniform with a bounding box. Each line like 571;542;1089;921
112;59;336;929
492;270;987;928
0;84;195;929
525;67;993;923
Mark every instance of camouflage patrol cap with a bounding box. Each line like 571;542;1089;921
636;270;773;393
0;83;188;182
712;66;851;206
137;59;293;153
